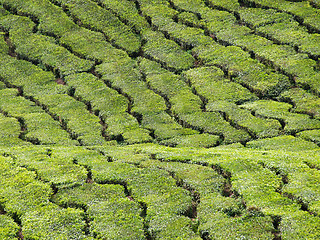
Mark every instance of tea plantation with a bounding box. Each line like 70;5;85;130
0;0;320;239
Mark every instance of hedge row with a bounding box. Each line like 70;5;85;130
37;94;106;146
2;144;320;238
0;154;88;238
53;183;145;239
138;57;250;144
182;66;258;104
9;147;87;188
140;143;320;238
297;129;320;145
56;0;141;54
65;73;152;144
0;112;28;146
135;148;275;239
0;54;106;146
142;29;195;72
140;2;212;48
0;215;19;240
0;0;76;36
241;100;320;134
280;88;320;120
239;7;320;57
241;0;320;33
60;27;128;63
0;88;77;145
208;101;282;138
0;12;94;77
96;58;202;142
93;0;149;33
0;54;62;96
64;150;199;239
139;160;259;240
193;44;290;97
170;0;320;96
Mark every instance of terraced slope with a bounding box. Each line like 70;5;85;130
0;0;320;239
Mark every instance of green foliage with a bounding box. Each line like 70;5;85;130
0;32;8;55
0;0;77;36
65;73;153;144
152;16;213;48
142;112;199;140
177;12;202;28
60;28;128;63
297;130;320;145
94;0;149;32
11;32;94;77
179;111;251;143
142;29;195;71
53;183;125;208
241;100;320;134
198;194;274;240
206;0;241;12
0;88;77;145
148;214;201;240
38;94;106;145
182;66;258;104
281;88;320;120
239;8;292;28
246;135;319;151
88;199;145;240
160;133;221;148
59;0;141;54
0;155;52;216
0;54;65;96
208;101;282;138
0;215;19;240
140;159;225;195
193;44;290;97
2;0;320;238
22;205;87;240
280;212;320;239
0;114;28;146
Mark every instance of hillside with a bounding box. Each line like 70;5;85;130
0;0;320;239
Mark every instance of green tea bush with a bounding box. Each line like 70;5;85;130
11;32;94;77
88;199;145;240
148;213;201;239
241;100;320;134
0;54;64;96
297;130;320;145
281;88;320;120
0;215;19;240
142;29;195;71
193;44;291;97
0;114;28;146
58;0;141;54
65;73;152;144
142;112;198;140
22;205;87;240
182;66;258;104
0;0;76;36
208;101;281;138
60;28;128;63
0;88;77;145
37;94;106;145
160;134;221;148
198;194;274;240
246;135;319;151
206;0;241;12
93;0;149;32
179;111;251;143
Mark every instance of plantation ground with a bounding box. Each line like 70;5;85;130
0;0;320;239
